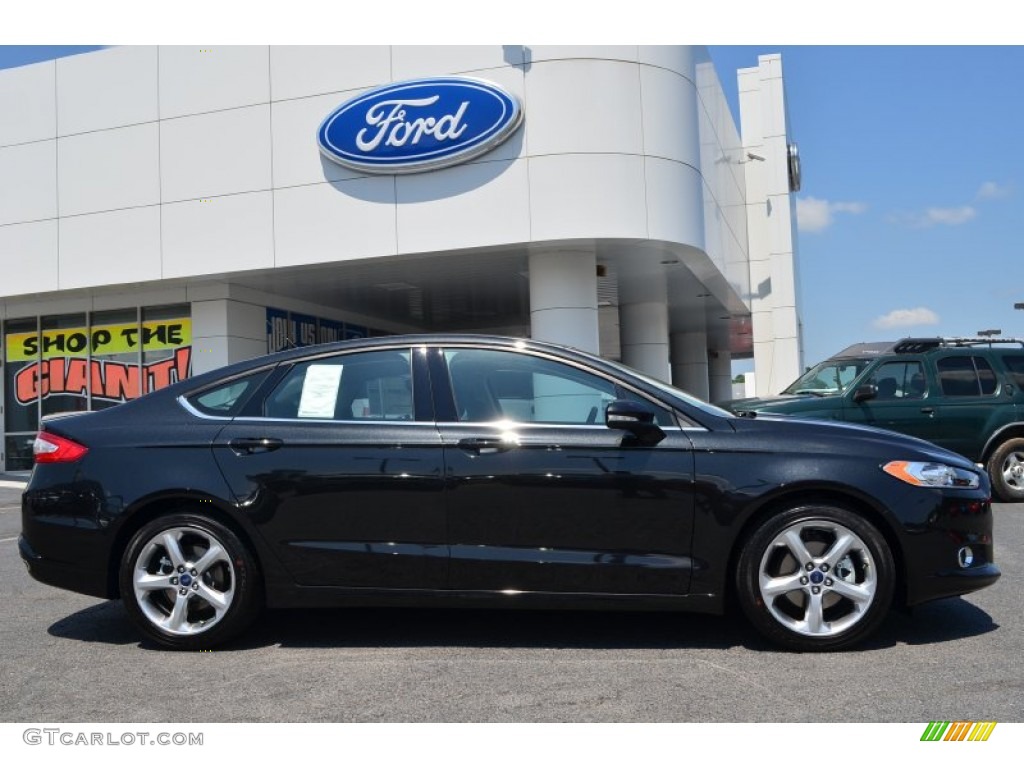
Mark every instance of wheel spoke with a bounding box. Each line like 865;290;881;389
196;582;232;613
822;531;855;566
829;577;874;605
165;594;191;633
782;528;814;565
161;532;186;568
135;572;177;592
803;591;825;634
760;571;805;598
193;543;225;574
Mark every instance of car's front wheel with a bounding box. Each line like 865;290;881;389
987;438;1024;503
736;505;895;651
119;512;262;650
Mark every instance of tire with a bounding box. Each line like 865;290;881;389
118;512;262;650
736;505;894;652
986;438;1024;503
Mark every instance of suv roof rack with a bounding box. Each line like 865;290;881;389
893;337;1024;353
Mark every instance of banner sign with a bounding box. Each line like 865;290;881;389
4;318;192;406
6;319;191;362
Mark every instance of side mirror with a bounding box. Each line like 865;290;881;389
852;384;877;403
605;400;665;446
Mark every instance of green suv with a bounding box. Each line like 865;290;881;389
722;337;1024;502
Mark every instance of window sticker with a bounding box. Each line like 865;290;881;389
298;364;343;418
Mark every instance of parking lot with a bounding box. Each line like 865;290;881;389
1;480;1021;723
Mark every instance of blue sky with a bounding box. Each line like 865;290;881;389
2;41;1021;378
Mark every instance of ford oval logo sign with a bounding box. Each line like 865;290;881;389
317;77;523;174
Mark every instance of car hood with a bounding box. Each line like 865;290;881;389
728;412;975;469
718;394;819;413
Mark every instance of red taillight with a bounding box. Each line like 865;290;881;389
33;431;88;464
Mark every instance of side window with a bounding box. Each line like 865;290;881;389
443;348;675;426
868;361;926;400
264;349;413;421
937;356;996;397
1002;355;1024;389
185;370;269;417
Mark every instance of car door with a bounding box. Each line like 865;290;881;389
212;345;448;589
430;345;696;596
843;359;941;442
932;353;1010;459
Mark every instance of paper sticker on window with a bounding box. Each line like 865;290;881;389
298;364;343;418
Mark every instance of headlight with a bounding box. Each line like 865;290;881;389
882;461;980;489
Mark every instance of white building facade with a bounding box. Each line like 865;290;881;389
0;45;802;470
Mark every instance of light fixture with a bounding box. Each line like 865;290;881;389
977;329;1002;338
1014;302;1024;310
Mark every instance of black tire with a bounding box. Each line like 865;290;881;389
736;505;894;652
118;512;262;650
986;438;1024;503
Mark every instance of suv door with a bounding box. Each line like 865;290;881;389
843;358;941;442
932;353;1010;460
211;346;448;589
430;345;697;596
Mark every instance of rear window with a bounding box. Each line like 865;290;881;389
186;371;269;417
937;356;997;397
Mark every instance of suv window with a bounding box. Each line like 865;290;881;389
1001;355;1024;389
264;349;413;420
937;356;997;397
867;361;926;400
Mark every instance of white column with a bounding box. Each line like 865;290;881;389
620;301;670;382
708;348;733;404
528;250;599;354
190;299;268;375
670;331;709;400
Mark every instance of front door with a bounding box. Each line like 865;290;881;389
431;346;696;596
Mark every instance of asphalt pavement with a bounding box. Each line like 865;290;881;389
1;479;1021;722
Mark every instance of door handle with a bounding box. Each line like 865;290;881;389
920;407;935;416
229;437;284;455
457;437;516;455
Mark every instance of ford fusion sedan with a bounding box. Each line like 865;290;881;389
19;335;999;651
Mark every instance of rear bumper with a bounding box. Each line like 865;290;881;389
18;534;111;599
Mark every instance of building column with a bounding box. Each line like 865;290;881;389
619;302;670;382
670;331;709;400
708;348;733;404
190;299;269;375
528;249;599;354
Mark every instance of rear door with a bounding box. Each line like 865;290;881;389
932;353;1009;460
212;345;448;589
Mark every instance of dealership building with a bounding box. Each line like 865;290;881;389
0;45;803;471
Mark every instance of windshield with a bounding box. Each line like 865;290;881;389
782;358;872;396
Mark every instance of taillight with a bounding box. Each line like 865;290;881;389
33;431;88;464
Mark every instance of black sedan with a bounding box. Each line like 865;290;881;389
19;335;999;651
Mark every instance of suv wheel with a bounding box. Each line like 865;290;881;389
987;438;1024;503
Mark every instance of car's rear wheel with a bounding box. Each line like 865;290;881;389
736;505;894;651
119;512;262;650
987;438;1024;503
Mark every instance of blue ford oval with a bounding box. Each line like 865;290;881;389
318;77;523;174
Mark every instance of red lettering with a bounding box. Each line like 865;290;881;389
146;359;175;391
103;362;141;400
65;359;89;396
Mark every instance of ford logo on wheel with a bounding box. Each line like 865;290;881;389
317;77;523;174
